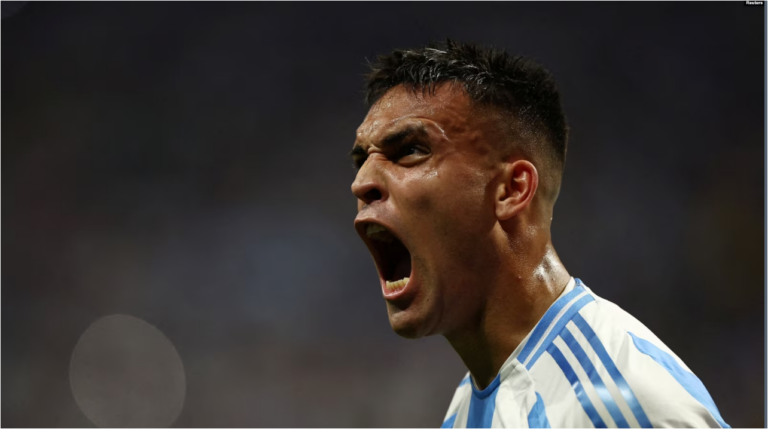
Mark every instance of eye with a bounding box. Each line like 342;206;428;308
397;144;429;161
352;155;368;170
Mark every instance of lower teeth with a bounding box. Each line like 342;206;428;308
386;277;409;291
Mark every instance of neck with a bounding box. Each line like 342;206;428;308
443;234;570;390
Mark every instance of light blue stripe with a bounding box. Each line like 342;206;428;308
467;374;501;428
442;413;458;428
443;375;470;428
572;313;653;428
517;285;585;364
560;327;629;428
470;373;501;399
547;343;607;428
526;294;595;369
459;375;471;387
527;392;551;428
628;332;730;428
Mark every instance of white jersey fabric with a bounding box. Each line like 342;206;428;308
441;278;729;428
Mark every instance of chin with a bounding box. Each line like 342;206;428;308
387;304;439;339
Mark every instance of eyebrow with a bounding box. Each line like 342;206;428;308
348;123;428;160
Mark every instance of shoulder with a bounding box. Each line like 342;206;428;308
441;372;471;427
576;285;729;428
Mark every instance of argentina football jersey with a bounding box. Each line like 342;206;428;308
441;278;729;428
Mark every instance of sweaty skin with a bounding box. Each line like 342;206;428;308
351;84;571;389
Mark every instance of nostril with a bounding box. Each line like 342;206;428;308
352;180;386;205
364;189;382;204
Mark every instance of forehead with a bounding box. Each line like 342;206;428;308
355;84;476;145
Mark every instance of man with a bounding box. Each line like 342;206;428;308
350;40;728;428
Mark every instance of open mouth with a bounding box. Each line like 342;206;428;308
363;223;413;294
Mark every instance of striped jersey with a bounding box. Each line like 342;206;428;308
441;278;729;428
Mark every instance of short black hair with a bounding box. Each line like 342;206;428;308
364;40;569;200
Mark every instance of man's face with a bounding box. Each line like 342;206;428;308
351;84;504;338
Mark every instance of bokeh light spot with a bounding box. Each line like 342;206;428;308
69;314;186;428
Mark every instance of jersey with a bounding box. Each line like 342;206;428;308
441;278;729;428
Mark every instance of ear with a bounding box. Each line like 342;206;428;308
494;159;539;221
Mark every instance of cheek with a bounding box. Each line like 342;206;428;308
414;170;486;226
410;167;487;215
397;166;491;242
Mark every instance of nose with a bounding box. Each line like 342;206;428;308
351;163;387;206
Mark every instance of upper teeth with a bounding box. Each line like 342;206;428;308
366;224;393;243
366;224;387;236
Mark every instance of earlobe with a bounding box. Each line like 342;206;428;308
495;160;538;221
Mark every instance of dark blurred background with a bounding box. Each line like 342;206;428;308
2;2;764;427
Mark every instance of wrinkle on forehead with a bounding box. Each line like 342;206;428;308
355;85;472;148
355;118;450;155
356;113;418;137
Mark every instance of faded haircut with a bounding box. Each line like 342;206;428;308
364;39;569;201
